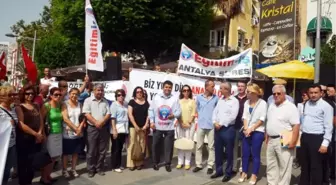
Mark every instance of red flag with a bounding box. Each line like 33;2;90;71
0;52;6;80
21;44;38;84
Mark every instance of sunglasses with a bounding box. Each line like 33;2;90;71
136;91;143;94
273;92;281;96
182;89;190;92
53;93;62;97
25;92;35;96
117;94;125;97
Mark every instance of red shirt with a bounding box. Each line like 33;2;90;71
34;95;44;108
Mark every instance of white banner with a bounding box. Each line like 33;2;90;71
85;0;104;72
178;43;253;79
129;69;237;104
0;117;12;183
50;81;131;102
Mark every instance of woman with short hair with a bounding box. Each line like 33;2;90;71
238;83;267;185
61;88;84;178
127;87;149;171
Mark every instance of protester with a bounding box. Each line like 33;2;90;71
149;80;181;172
176;85;196;170
61;88;84;178
238;83;267;184
110;89;128;173
34;84;49;108
41;87;63;184
0;86;20;185
193;79;218;175
267;79;294;105
153;64;161;72
78;82;94;105
299;84;334;185
127;87;149;171
83;83;111;177
210;82;239;182
327;84;336;102
40;68;56;86
233;81;247;173
16;85;45;185
326;84;336;180
266;85;300;185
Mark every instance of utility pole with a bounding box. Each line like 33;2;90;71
32;30;37;61
314;0;322;83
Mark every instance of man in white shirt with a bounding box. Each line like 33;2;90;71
267;79;294;105
211;82;239;182
266;85;300;185
40;68;56;85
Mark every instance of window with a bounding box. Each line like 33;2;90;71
237;31;245;49
209;28;225;47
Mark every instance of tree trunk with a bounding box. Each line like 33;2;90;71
224;18;231;57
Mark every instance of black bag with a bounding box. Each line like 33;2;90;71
30;145;52;170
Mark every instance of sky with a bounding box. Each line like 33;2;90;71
0;0;49;43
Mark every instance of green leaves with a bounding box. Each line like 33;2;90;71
321;35;336;66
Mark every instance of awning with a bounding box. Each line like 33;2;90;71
307;16;333;34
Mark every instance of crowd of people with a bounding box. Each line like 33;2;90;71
1;68;335;185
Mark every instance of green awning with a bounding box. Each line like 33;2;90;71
307;16;333;34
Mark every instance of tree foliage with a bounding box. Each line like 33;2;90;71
11;0;214;71
321;35;336;66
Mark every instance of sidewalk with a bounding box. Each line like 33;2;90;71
7;145;334;185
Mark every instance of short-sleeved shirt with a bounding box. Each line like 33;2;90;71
40;77;56;85
0;106;18;148
128;99;149;128
82;96;111;126
266;100;300;136
110;101;129;134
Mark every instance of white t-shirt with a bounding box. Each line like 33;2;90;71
40;77;56;86
266;100;300;136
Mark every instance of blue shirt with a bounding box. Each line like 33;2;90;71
267;94;294;105
148;93;181;131
110;101;129;133
301;98;334;147
196;94;219;129
79;91;91;104
212;96;239;127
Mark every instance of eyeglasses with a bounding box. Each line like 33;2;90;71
60;85;68;88
25;92;35;96
182;89;190;92
117;94;125;97
136;91;143;94
53;93;62;97
273;92;281;96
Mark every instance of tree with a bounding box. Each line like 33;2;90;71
214;0;242;57
48;0;214;65
321;35;336;66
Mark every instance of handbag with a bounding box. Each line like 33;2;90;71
131;130;146;161
174;124;194;151
240;99;261;134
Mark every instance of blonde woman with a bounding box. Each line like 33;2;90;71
176;85;196;170
238;83;267;185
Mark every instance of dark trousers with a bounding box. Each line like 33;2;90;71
3;146;16;184
86;125;109;172
241;131;264;175
152;130;174;165
299;133;326;185
16;137;40;185
215;125;235;177
330;141;336;179
110;133;127;169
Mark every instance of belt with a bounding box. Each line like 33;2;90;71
269;135;280;139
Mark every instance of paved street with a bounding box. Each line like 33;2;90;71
7;145;335;185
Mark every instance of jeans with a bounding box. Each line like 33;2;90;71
3;146;16;184
242;131;264;175
152;130;174;165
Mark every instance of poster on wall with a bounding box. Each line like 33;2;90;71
177;44;252;79
257;0;296;68
129;69;237;104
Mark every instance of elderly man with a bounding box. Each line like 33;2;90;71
299;84;334;185
210;82;239;182
83;84;111;177
267;79;294;105
149;80;181;172
193;79;219;175
34;84;49;108
266;85;300;185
